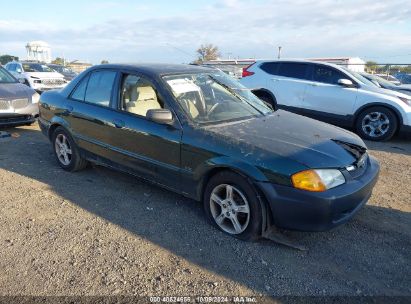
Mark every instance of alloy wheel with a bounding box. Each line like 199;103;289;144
209;184;250;235
361;111;390;138
54;133;72;166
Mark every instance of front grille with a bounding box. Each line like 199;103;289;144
41;78;65;86
0;115;33;124
333;140;368;178
0;100;10;110
12;98;29;109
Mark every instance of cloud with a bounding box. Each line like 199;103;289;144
0;0;410;63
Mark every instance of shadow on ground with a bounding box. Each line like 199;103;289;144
1;125;410;296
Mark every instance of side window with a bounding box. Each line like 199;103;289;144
260;62;280;75
120;74;163;117
277;63;309;80
71;74;90;101
84;71;117;107
312;65;346;85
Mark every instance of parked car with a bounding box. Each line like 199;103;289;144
375;74;401;85
0;66;39;127
394;73;411;85
5;61;66;93
240;60;411;141
47;64;78;82
360;72;411;96
38;64;379;239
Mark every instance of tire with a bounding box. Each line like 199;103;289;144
356;106;398;141
52;127;88;171
252;90;276;109
203;171;262;241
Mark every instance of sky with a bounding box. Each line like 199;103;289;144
1;0;411;64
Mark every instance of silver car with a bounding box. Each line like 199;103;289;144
0;66;39;127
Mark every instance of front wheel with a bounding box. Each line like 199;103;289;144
356;106;398;141
203;171;262;241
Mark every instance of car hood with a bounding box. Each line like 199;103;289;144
361;83;410;99
0;83;33;99
26;72;64;79
206;110;366;169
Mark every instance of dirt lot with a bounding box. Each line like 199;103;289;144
0;124;410;298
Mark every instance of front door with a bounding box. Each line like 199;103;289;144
303;64;358;125
108;73;182;192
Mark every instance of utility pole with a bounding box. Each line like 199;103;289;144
277;46;282;59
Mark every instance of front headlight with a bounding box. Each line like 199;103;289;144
31;92;40;104
398;96;411;106
291;169;346;192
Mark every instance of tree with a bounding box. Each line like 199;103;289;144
0;55;19;65
365;61;378;73
195;44;220;64
101;60;109;64
52;57;65;65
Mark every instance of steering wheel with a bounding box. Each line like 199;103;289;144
208;102;221;116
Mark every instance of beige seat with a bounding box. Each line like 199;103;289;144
126;85;162;116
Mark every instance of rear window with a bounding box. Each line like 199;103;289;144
277;63;310;80
260;62;310;80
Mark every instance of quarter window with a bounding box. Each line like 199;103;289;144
312;65;346;85
84;71;117;107
71;74;90;101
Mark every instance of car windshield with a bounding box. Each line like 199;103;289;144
163;71;273;124
363;73;397;88
0;67;17;83
340;67;376;87
50;65;74;74
22;63;54;72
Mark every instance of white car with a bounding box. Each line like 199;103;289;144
240;59;411;141
5;61;66;93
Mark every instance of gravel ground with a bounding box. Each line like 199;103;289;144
0;124;410;298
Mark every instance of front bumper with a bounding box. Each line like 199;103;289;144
257;156;380;232
0;103;39;127
0;113;36;126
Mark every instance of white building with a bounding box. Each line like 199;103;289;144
308;57;366;72
25;41;52;63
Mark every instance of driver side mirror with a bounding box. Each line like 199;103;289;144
18;78;25;84
146;109;174;125
337;79;356;88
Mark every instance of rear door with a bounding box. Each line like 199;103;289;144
303;64;358;125
64;69;120;160
107;72;182;192
264;62;311;112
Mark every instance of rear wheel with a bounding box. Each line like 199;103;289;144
203;171;262;241
52;127;88;171
356;106;398;141
252;90;276;109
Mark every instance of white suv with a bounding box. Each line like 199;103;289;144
240;59;411;141
5;61;66;93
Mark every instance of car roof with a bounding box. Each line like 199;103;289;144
90;63;214;77
254;58;341;68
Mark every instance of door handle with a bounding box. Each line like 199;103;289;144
309;83;319;87
112;119;125;129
